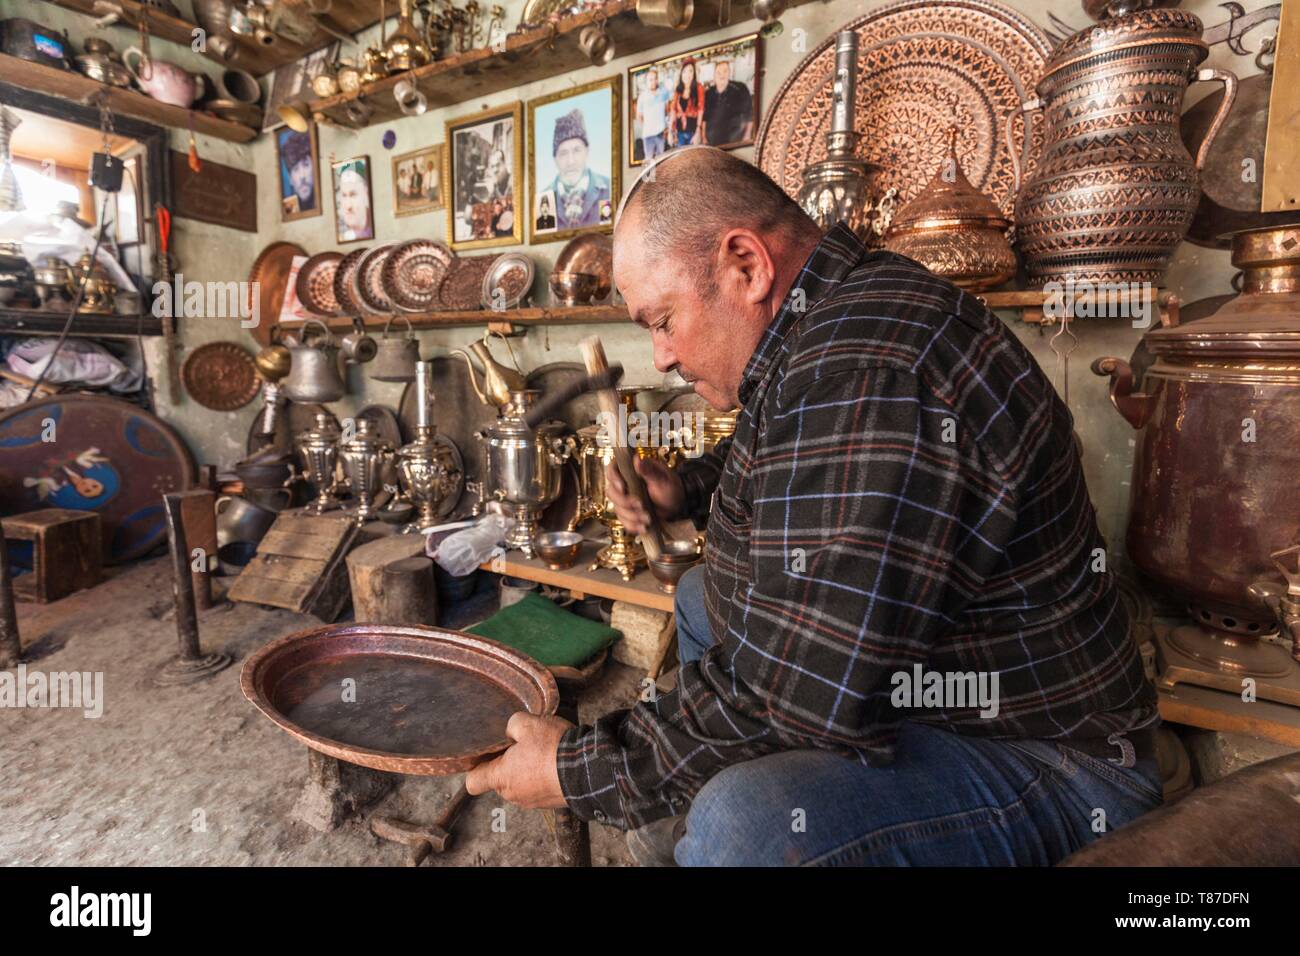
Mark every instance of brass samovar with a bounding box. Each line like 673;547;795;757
339;418;394;525
397;360;463;532
295;413;342;514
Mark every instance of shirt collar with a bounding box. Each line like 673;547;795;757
737;221;865;405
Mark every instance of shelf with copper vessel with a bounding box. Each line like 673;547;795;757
282;304;630;334
978;288;1178;326
0;53;256;143
306;0;815;128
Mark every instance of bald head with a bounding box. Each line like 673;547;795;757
616;148;820;300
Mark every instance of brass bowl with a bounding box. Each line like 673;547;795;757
534;530;583;570
647;537;703;593
549;271;599;306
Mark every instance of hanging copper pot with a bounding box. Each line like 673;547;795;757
1009;3;1237;287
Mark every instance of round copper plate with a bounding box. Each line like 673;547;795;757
481;252;534;309
181;341;261;411
439;254;498;311
755;0;1050;222
247;241;307;347
383;239;455;313
554;234;612;301
295;251;344;316
240;623;559;776
356;243;397;314
333;247;370;316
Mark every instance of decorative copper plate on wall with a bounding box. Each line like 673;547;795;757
382;239;454;313
181;341;262;411
438;254;499;311
295;251;344;316
755;0;1051;222
356;244;397;315
333;247;370;317
247;241;306;347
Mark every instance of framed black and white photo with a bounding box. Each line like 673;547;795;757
445;102;523;250
331;155;375;243
527;76;620;244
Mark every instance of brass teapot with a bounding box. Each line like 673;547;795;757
453;330;526;408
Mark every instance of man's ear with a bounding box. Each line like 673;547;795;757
719;229;775;305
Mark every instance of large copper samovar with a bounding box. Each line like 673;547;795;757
1010;1;1237;287
1093;224;1300;704
473;389;571;557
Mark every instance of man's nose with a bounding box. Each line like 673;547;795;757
652;337;676;374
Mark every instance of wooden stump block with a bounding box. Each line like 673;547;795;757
0;509;102;603
291;748;394;833
609;601;673;672
346;535;438;626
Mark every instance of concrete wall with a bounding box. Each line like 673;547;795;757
13;0;1270;553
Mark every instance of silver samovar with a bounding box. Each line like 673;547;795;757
295;412;342;514
339;418;393;525
472;388;571;557
397;361;464;533
796;30;895;247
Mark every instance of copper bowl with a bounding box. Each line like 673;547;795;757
534;530;583;570
549;271;599;306
647;537;703;593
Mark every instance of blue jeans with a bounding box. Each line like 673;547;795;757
641;132;666;160
670;566;1164;866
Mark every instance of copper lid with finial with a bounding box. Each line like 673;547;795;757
887;128;1011;234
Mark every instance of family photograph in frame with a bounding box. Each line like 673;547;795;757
332;156;375;244
526;76;620;243
446;102;524;250
392;144;445;218
628;33;761;165
276;125;321;222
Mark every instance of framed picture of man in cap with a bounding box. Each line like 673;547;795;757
526;76;620;244
276;125;321;222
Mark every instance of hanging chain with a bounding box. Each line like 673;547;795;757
1049;312;1078;407
97;96;115;154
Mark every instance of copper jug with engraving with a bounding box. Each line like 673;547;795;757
1092;224;1300;706
1008;0;1238;287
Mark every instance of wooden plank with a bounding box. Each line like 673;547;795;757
0;307;162;337
0;54;256;143
258;527;349;558
482;541;675;613
269;512;356;538
227;573;311;607
278;305;631;333
1159;685;1300;750
243;554;330;583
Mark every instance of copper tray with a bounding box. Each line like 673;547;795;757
295;251;344;317
755;0;1050;222
439;254;498;311
247;241;306;347
332;247;369;317
482;252;534;310
382;239;454;313
182;341;261;411
240;623;559;775
356;243;397;315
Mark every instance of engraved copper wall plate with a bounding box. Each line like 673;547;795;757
482;253;534;310
295;251;344;317
333;247;370;317
438;254;499;311
247;241;307;347
755;0;1050;222
356;244;397;315
240;623;559;776
382;239;454;313
182;341;262;411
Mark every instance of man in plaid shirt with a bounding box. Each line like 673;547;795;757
466;147;1161;866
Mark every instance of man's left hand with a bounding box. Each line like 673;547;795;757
464;712;572;810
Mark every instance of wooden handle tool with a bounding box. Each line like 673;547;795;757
579;335;664;562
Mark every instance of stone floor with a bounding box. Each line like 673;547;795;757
0;558;640;867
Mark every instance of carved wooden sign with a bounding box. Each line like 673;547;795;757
169;150;258;233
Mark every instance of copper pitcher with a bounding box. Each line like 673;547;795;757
1008;4;1237;287
453;331;526;409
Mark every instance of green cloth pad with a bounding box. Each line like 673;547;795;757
466;593;620;668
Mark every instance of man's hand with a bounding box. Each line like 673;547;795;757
605;458;685;534
464;712;572;810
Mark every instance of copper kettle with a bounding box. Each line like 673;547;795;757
453;331;526;408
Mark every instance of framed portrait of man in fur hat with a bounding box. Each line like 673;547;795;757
526;77;620;244
276;125;321;222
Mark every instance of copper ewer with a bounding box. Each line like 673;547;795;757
1009;4;1237;287
1092;224;1300;704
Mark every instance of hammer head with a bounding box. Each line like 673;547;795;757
522;363;624;429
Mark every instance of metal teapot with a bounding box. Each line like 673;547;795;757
370;315;421;382
453;330;527;408
283;318;346;403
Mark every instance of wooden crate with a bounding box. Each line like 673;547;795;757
227;513;360;622
1;509;102;603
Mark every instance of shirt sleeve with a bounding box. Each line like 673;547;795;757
554;367;1014;829
675;435;732;526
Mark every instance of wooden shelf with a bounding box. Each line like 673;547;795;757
0;307;162;337
310;0;812;128
0;53;256;143
482;541;675;614
279;304;630;332
978;288;1180;326
40;0;376;76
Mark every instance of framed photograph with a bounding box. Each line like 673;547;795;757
445;101;524;250
276;125;322;222
331;156;375;243
392;144;445;218
263;44;339;133
527;77;620;244
628;33;761;166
